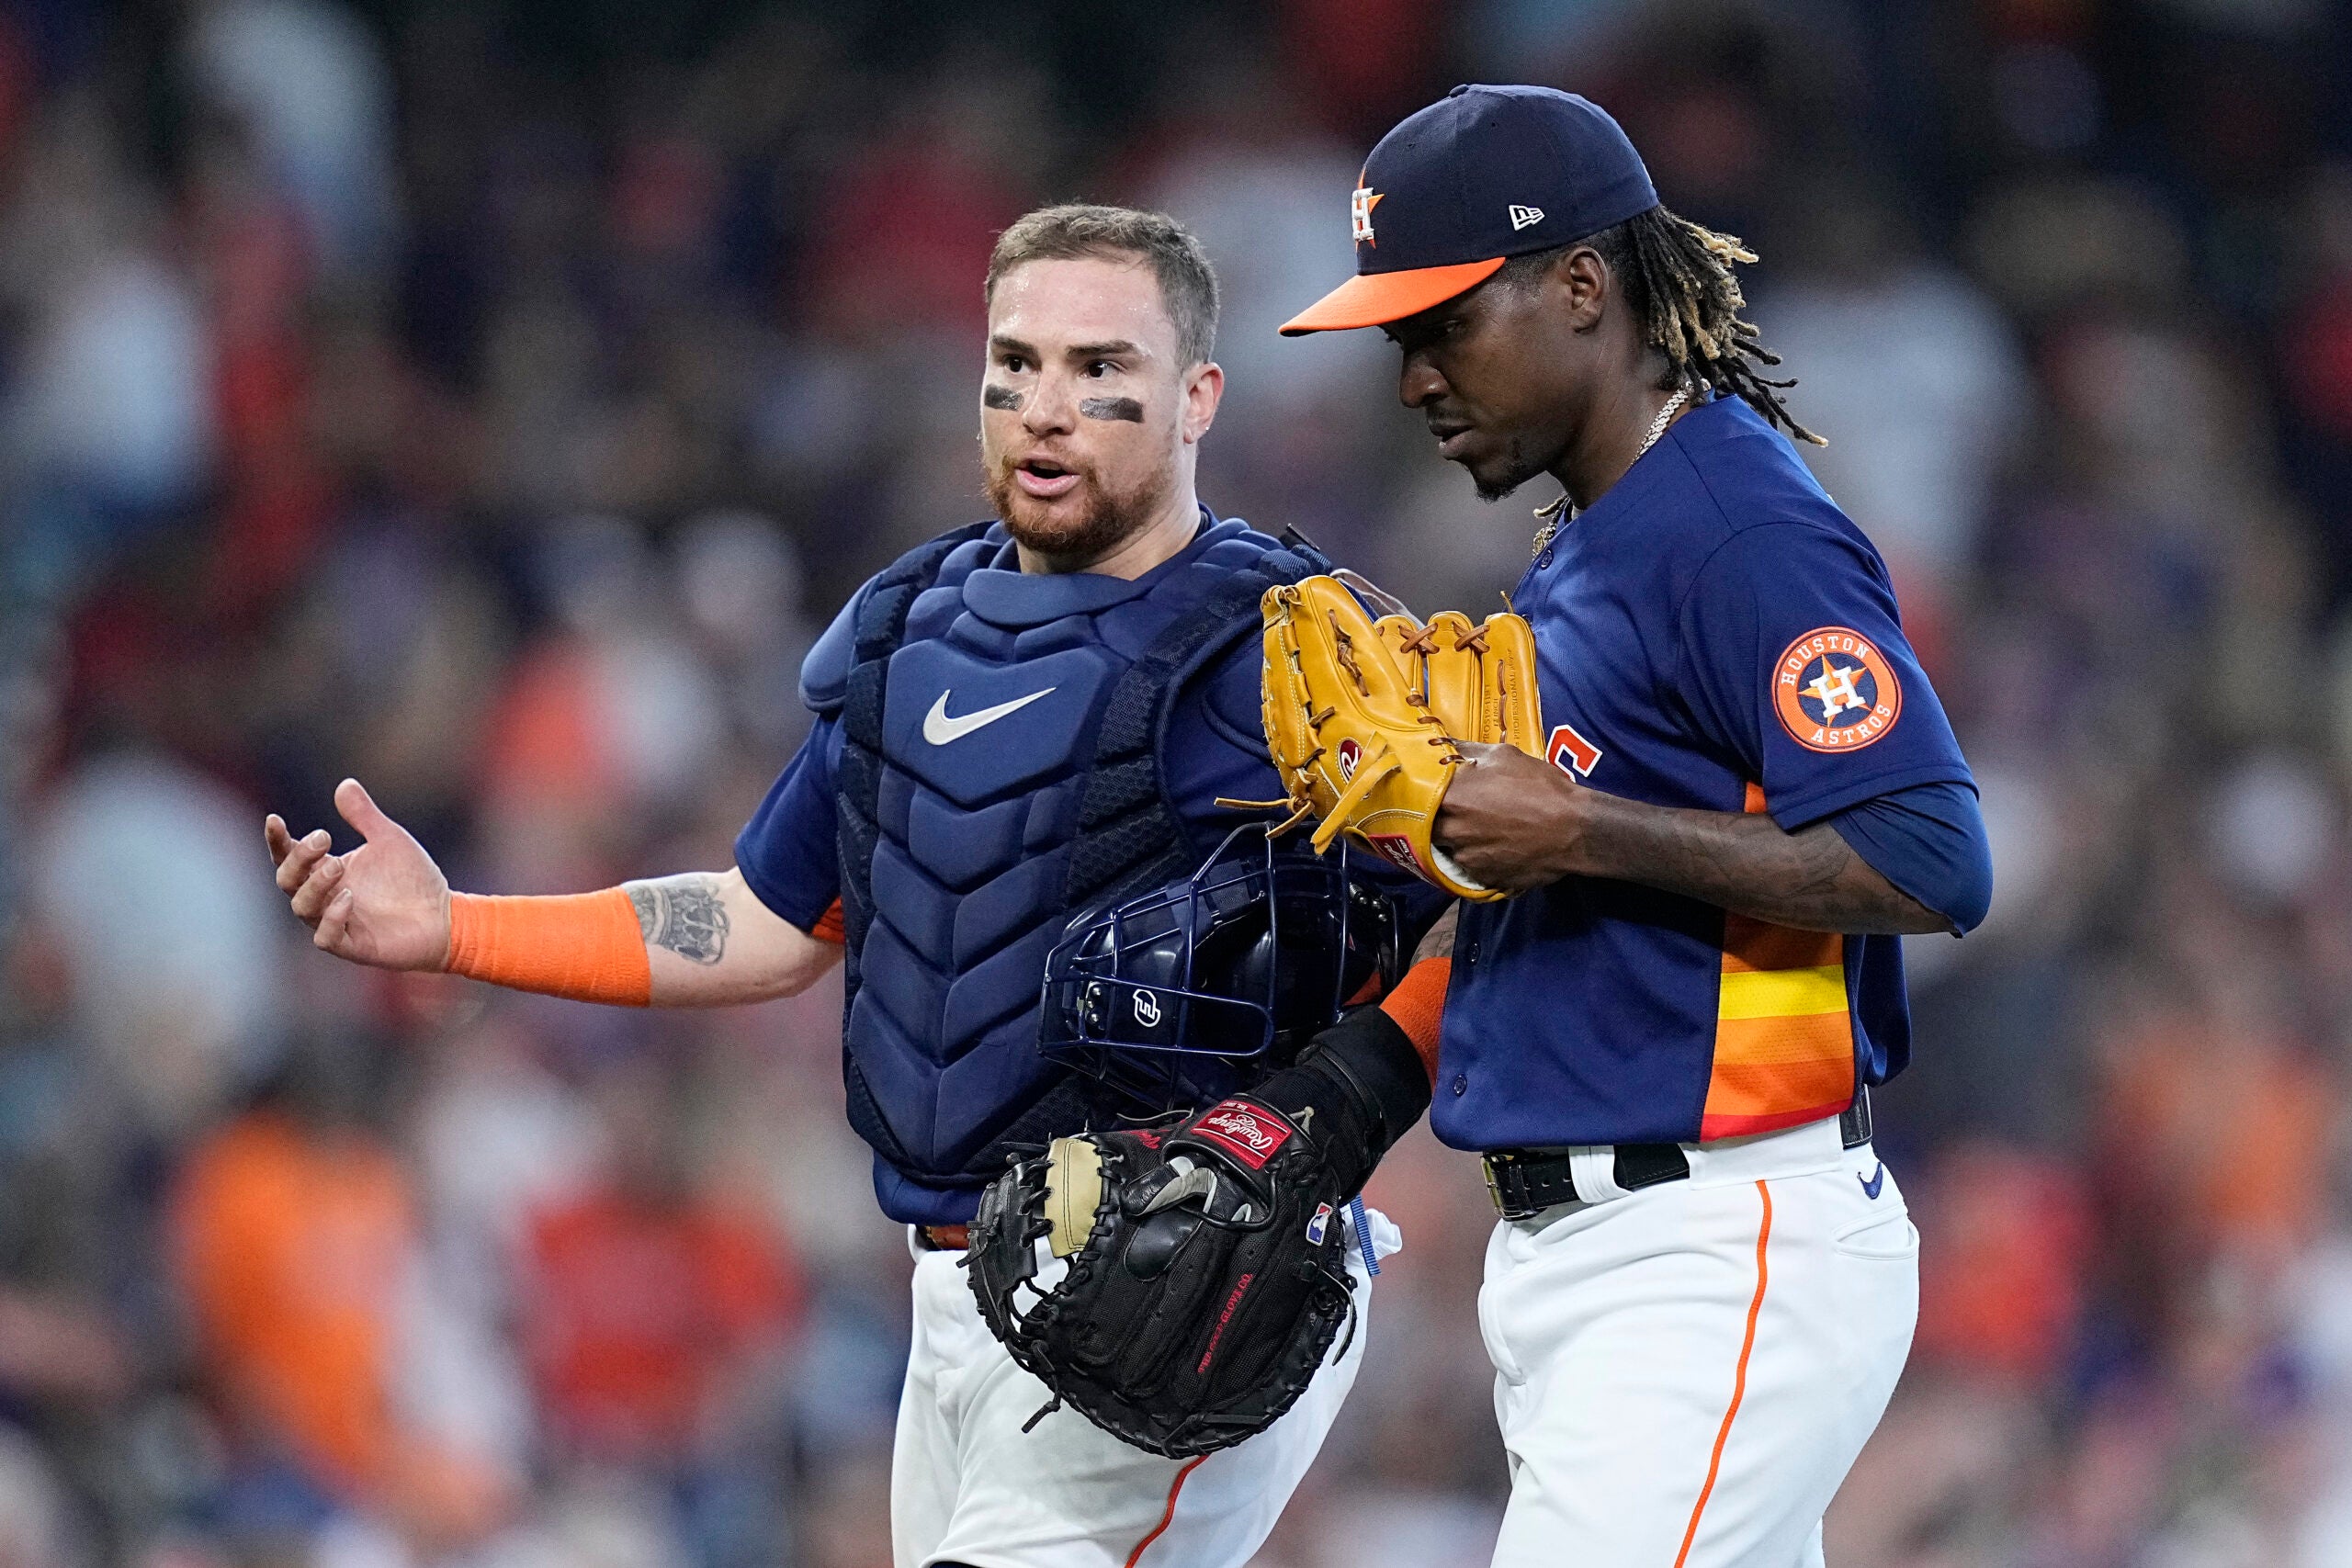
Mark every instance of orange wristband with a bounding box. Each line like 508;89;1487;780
1376;956;1452;1085
444;889;652;1007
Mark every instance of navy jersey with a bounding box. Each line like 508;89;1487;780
1435;395;1974;1153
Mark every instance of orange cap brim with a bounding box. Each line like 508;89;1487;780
1278;257;1509;335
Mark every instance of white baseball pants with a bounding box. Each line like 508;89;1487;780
1479;1115;1917;1568
891;1208;1399;1568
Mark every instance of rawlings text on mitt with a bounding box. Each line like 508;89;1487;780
966;1006;1430;1457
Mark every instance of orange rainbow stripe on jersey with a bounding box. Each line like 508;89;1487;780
1699;784;1856;1141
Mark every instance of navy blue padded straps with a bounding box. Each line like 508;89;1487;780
1060;531;1330;910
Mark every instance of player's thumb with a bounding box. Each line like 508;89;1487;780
335;778;398;844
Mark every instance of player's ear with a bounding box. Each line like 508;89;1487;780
1181;359;1223;445
1557;246;1609;333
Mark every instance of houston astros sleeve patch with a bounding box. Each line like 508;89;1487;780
1773;627;1901;752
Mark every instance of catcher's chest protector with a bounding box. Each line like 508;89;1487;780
831;520;1328;1191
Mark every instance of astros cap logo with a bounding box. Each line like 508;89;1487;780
1774;626;1902;752
1351;172;1383;246
1283;86;1659;336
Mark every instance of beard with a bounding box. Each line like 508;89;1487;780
1468;433;1550;502
983;442;1178;564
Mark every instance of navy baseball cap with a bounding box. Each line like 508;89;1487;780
1281;85;1658;335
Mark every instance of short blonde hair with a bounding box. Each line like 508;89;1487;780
985;204;1219;367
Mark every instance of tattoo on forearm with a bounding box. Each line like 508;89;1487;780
983;385;1023;412
1629;812;1943;935
1080;396;1143;422
626;876;730;964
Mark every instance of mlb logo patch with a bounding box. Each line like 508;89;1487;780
1306;1202;1334;1246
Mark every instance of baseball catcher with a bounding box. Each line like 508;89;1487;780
264;202;1452;1568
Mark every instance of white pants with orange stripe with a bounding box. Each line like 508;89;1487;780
891;1208;1400;1568
1480;1115;1917;1568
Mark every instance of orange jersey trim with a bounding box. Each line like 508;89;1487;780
1700;1101;1855;1142
809;897;846;945
1674;1180;1773;1567
1700;788;1856;1140
1720;919;1840;973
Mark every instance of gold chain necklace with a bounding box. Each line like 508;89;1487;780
1531;386;1690;558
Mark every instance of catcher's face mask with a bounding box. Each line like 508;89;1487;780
1039;820;1399;1116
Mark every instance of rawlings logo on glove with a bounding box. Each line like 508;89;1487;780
1251;575;1543;901
1185;1100;1295;1168
966;998;1433;1459
964;1095;1359;1458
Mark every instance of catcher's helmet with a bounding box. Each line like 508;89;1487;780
1039;819;1399;1116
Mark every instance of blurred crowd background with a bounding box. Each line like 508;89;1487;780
1;0;2350;1564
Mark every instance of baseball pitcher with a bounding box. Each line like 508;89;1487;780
1273;87;1995;1566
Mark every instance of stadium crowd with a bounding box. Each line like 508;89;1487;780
1;1;2350;1564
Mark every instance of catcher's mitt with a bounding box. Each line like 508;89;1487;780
1258;576;1542;900
967;1007;1429;1457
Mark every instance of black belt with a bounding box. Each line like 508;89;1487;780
1481;1089;1874;1222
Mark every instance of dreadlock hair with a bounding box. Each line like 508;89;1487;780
1498;205;1822;446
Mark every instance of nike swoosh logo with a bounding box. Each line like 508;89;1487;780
922;686;1057;746
1859;1163;1886;1201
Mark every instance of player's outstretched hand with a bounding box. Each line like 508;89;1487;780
264;778;451;970
1432;740;1588;895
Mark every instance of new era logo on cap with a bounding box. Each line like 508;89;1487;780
1510;204;1544;231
